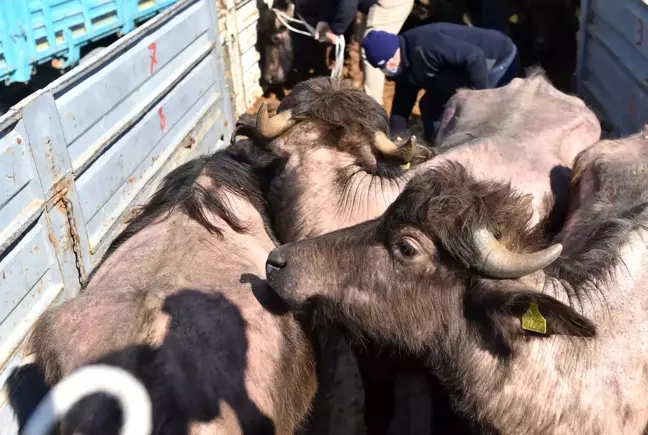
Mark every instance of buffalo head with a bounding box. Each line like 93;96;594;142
265;163;594;353
258;0;295;86
250;77;428;242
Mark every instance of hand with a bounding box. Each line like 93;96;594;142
314;21;337;44
314;21;330;40
323;31;338;44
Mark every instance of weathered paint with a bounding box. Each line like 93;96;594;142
0;1;233;432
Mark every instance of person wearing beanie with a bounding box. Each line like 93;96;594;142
314;0;414;105
361;23;518;143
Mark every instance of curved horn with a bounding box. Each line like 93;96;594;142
472;228;562;279
23;364;152;435
256;103;295;139
374;132;416;163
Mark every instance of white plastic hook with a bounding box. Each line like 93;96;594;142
23;365;152;435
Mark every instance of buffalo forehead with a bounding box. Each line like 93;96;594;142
446;75;592;131
433;77;599;203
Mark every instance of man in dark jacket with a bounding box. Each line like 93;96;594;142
361;22;518;143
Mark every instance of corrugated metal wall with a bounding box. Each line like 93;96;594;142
0;0;233;431
576;0;648;135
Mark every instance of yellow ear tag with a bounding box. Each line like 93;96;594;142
521;302;547;334
509;14;519;24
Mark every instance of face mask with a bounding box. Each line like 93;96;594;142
382;63;401;77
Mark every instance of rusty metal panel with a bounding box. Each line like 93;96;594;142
0;102;82;435
576;0;648;135
0;0;233;430
20;93;73;201
20;93;82;297
0;212;66;368
0;121;45;255
42;0;232;274
75;61;223;263
0;117;70;389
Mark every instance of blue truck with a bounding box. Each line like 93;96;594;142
0;0;179;85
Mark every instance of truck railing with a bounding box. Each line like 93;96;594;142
0;1;233;432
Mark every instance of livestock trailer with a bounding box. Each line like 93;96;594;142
0;0;259;430
575;0;648;136
0;0;180;85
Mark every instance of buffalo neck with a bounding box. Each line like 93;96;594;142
437;227;648;433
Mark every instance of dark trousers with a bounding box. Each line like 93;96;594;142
390;45;519;142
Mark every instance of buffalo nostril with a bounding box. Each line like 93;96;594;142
267;249;287;268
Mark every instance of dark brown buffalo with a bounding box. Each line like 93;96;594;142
28;142;317;434
253;76;437;434
258;0;295;89
250;74;599;434
257;0;348;93
265;131;648;433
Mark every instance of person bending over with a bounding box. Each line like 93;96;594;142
361;22;518;143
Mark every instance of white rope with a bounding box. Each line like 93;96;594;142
271;8;313;37
270;8;344;78
23;365;152;435
331;34;345;78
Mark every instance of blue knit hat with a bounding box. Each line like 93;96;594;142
361;30;400;68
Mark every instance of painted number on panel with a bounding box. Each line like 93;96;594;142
148;42;158;73
158;107;166;131
636;18;644;46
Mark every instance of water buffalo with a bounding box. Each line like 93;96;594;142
258;0;295;89
256;73;600;243
251;74;599;433
266;130;648;433
257;0;335;92
28;142;317;434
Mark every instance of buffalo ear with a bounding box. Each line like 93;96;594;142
465;280;596;357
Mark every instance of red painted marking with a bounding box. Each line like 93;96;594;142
636;18;644;46
158;107;166;131
148;42;158;73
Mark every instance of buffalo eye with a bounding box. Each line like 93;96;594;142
395;238;419;259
